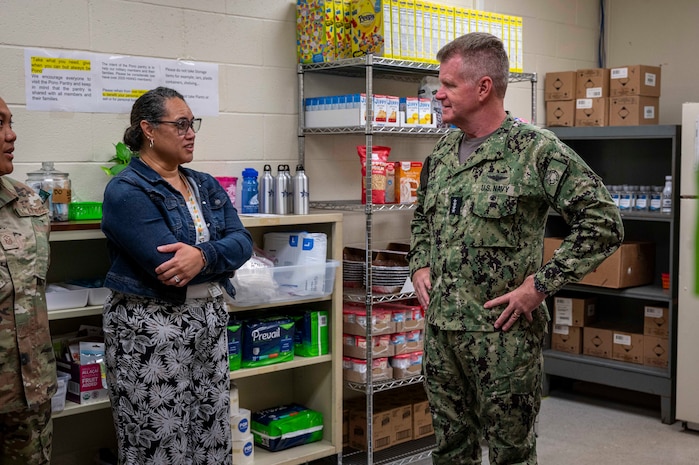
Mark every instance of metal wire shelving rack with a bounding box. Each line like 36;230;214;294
298;54;537;465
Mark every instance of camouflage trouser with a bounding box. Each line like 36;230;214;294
0;401;52;465
423;322;545;465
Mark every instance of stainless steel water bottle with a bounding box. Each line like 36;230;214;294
284;164;294;214
292;164;309;215
259;164;275;213
274;164;288;214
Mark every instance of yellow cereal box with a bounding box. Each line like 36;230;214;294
418;97;431;125
351;0;385;57
405;97;419;125
297;0;335;63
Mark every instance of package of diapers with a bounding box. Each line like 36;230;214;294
241;318;295;368
293;310;329;357
251;403;324;452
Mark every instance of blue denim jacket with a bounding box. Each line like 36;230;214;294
101;158;253;304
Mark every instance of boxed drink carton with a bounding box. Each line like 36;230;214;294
545;71;576;101
575;68;609;99
546;100;575;127
553;296;596;327
643;335;669;368
610;65;661;97
583;326;613;359
551;324;583;354
643;306;669;339
612;331;644;364
609;96;659;126
575;98;608;127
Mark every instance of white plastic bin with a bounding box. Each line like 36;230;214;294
51;371;72;413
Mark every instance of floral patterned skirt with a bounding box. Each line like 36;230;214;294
103;292;231;465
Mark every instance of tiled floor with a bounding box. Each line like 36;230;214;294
323;382;699;465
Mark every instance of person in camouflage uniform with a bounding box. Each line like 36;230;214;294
0;96;56;465
408;34;624;464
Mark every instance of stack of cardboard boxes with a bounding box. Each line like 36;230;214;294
343;384;433;451
545;65;661;127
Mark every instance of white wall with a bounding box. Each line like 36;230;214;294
0;0;602;248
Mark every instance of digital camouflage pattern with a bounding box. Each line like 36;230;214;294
0;176;56;411
409;114;624;331
409;114;623;464
424;323;544;464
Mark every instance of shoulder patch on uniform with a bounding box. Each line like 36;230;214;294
545;159;568;197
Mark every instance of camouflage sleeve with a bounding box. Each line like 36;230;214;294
409;153;432;276
533;135;624;295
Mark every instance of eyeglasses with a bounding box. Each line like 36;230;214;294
154;118;202;135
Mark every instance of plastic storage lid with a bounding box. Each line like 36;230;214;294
242;168;258;178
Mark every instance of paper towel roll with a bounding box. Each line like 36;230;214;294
232;434;254;465
231;407;251;441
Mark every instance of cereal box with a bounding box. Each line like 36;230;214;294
297;0;335;63
351;0;385;57
394;161;422;203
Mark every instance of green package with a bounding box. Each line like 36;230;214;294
242;318;295;368
227;320;242;371
294;310;329;357
251;403;324;452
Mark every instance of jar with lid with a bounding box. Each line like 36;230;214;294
25;162;71;221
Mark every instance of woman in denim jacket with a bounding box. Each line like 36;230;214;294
101;87;253;465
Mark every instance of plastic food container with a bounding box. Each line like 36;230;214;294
68;202;103;220
51;371;72;412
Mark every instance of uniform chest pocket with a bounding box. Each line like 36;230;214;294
465;192;519;248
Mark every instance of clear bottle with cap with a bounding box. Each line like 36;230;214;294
661;175;672;214
292;164;309;215
258;164;274;214
240;168;259;214
649;185;663;213
25;161;71;221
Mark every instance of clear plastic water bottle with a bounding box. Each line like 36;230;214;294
292;164;309;215
258;164;274;214
26;161;72;222
618;184;632;212
649;186;662;213
634;185;650;212
661;175;672;214
240;168;259;214
608;185;620;207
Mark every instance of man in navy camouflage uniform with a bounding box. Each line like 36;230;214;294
408;33;624;464
0;96;56;465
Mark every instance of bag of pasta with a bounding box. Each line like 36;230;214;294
357;145;392;204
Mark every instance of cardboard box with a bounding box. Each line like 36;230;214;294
551;324;583;354
544;238;655;289
545;71;576;101
343;363;393;384
553;296;596;327
546;100;575;127
390;404;413;446
343;333;393;359
583;326;613;359
643;306;669;339
575;98;608;127
643;335;669;368
610;65;661;97
576;68;609;99
349;405;393;451
612;331;644;364
609;96;659;126
412;400;434;439
343;304;395;336
56;360;109;405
